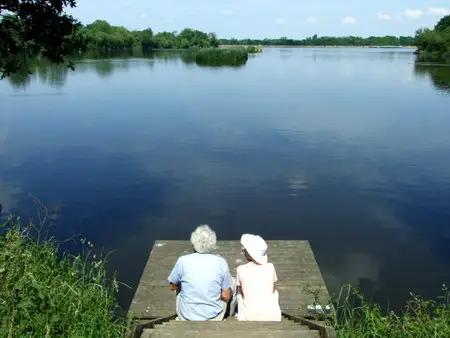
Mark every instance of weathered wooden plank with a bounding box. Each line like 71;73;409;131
130;240;329;318
134;241;324;286
283;313;337;338
144;329;320;338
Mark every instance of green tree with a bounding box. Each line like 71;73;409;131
82;20;135;50
208;33;219;48
0;0;82;77
154;31;176;48
435;14;450;32
138;28;156;48
415;15;450;58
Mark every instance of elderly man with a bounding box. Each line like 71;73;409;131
168;225;236;321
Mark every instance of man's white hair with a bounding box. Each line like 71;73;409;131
190;225;216;254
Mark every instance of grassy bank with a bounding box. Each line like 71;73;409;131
0;217;130;337
319;285;450;337
1;216;448;337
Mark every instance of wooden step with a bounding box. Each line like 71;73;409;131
143;329;320;337
154;321;309;327
142;319;321;337
157;322;308;329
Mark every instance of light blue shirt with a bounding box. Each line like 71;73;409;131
168;253;232;320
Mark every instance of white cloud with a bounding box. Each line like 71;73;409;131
404;8;423;18
342;16;357;25
376;12;390;20
427;8;450;16
305;17;318;24
0;181;21;214
222;9;235;15
275;18;286;25
139;12;147;18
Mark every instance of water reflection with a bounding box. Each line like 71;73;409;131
8;62;69;89
5;50;247;88
1;48;449;312
1;146;171;247
414;64;450;93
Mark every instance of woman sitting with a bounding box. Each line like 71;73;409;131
236;234;282;321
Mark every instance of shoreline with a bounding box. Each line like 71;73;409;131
221;45;416;49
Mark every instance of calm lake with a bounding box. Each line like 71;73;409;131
1;48;449;310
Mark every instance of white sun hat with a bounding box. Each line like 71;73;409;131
241;234;268;265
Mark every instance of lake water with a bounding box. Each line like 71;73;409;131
1;48;449;310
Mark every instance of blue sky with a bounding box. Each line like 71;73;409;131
69;1;450;38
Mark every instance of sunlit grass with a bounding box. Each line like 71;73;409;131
0;217;131;337
323;285;450;337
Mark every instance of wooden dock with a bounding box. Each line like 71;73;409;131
130;240;334;337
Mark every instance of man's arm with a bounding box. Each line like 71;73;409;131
169;283;179;291
168;258;182;291
220;259;233;301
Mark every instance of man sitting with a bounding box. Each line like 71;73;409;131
168;225;236;321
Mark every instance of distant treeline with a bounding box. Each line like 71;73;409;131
79;20;219;50
219;35;415;47
415;14;450;60
79;20;416;50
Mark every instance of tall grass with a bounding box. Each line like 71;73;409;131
195;48;248;66
322;285;450;337
0;217;131;337
245;45;263;53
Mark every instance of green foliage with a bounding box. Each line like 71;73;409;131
81;20;136;50
328;285;450;337
134;28;156;49
153;31;177;49
415;15;450;58
220;35;415;47
0;0;83;78
0;218;131;337
415;28;450;54
195;48;249;67
435;14;450;32
81;23;219;51
177;28;214;48
245;45;263;53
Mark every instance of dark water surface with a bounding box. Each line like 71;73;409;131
1;48;449;310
